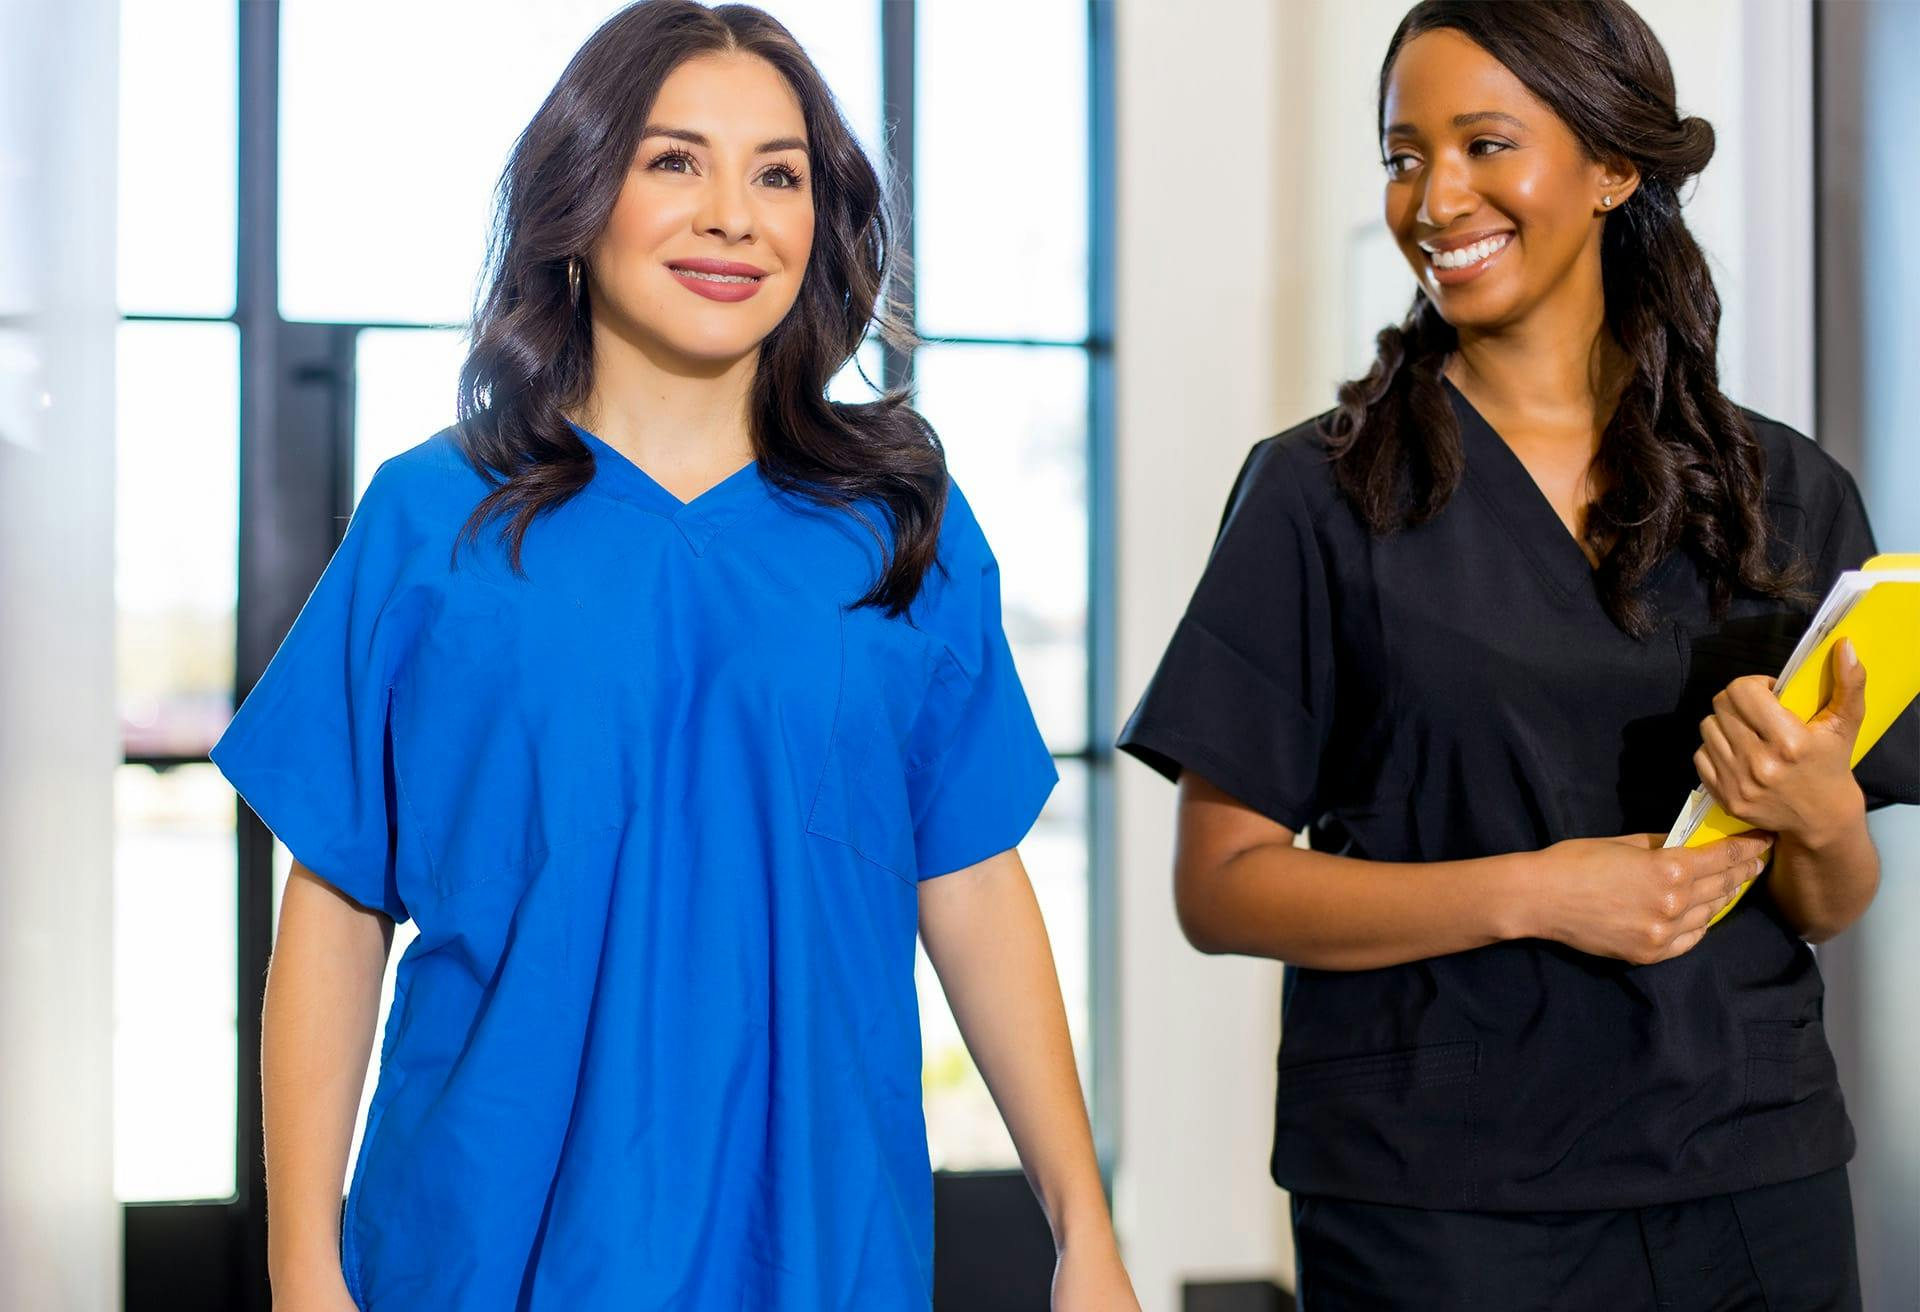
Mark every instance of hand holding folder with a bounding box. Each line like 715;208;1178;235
1667;554;1920;927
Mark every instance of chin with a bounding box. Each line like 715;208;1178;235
669;333;767;364
1424;282;1528;334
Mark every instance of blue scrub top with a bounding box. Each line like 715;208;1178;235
210;423;1058;1310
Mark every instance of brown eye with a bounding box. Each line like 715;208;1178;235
649;149;697;174
760;164;804;189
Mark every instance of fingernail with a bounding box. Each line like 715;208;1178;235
1841;638;1859;669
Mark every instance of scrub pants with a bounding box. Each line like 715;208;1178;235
1290;1165;1860;1311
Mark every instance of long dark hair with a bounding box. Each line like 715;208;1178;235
1321;0;1805;637
454;0;941;614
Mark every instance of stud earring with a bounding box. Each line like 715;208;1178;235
1602;195;1614;208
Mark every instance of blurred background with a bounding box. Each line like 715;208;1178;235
2;0;1914;1309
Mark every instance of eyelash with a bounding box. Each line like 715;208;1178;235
646;148;806;190
1381;138;1512;177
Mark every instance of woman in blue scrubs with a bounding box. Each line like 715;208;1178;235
213;4;1137;1309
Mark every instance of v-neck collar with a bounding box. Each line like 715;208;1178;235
567;419;770;555
1444;376;1601;602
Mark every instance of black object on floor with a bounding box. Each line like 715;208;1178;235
1184;1278;1296;1312
934;1170;1058;1311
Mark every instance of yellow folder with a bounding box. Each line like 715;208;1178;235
1666;553;1920;927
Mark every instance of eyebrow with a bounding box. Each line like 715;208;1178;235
640;124;810;155
1382;110;1527;137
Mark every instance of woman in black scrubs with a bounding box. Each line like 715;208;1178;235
1120;3;1919;1308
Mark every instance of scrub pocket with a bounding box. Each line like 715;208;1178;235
806;603;940;884
1271;1040;1483;1207
1735;1019;1849;1185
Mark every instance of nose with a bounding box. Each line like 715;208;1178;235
1416;149;1477;230
693;171;754;244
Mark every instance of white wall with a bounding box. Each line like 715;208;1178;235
0;1;121;1308
1111;0;1295;1305
1109;1;1812;1304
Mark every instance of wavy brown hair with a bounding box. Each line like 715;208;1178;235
453;0;941;614
1321;0;1806;637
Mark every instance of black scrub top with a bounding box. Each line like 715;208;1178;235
1118;379;1920;1212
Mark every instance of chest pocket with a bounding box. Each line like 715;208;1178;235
806;604;940;884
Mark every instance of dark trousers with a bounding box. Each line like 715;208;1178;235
1291;1166;1860;1311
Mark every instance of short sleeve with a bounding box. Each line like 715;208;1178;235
903;482;1059;880
209;463;417;921
1117;439;1336;830
1816;465;1920;809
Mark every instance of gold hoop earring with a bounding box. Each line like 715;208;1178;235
567;256;583;306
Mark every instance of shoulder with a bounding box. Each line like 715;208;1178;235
364;426;493;501
355;427;498;533
1226;411;1344;525
934;473;992;568
1742;409;1859;516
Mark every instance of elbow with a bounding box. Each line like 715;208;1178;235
1173;867;1232;955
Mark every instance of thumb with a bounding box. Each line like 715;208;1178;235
1813;637;1868;740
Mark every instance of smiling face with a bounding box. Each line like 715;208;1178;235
584;51;816;369
1380;28;1636;334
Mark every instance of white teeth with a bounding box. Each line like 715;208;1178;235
676;269;759;284
1428;233;1511;269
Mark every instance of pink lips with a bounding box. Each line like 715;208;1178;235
666;257;768;303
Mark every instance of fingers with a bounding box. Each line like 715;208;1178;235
1684;833;1773;880
1811;638;1869;741
1654;884;1743;963
1637;837;1765;904
1660;925;1709;962
1692;711;1741;804
1724;676;1798;746
1716;678;1782;746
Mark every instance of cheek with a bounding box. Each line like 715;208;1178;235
1499;160;1590;250
597;186;682;275
1384;186;1425;262
776;205;815;276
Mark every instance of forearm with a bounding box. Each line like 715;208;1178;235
1767;799;1879;943
918;852;1113;1251
1179;840;1533;971
262;868;391;1288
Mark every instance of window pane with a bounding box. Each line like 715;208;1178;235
828;337;885;406
920;762;1088;1172
280;1;882;326
761;0;883;163
915;0;1088;342
117;321;240;758
354;327;467;500
913;344;1088;752
118;0;236;316
114;763;237;1202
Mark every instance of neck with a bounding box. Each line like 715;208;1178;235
570;317;760;473
1444;248;1627;451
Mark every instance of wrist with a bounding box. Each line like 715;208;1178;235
1785;782;1867;854
268;1226;346;1289
268;1258;349;1296
1047;1190;1118;1254
1484;850;1546;944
